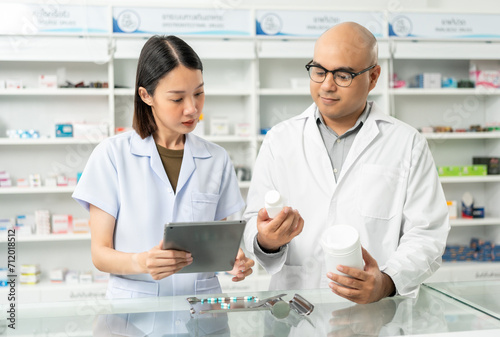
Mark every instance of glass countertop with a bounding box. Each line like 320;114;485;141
425;280;500;320
3;286;500;336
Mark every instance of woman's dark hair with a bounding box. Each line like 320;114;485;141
133;35;203;138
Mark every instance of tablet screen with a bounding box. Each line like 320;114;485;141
163;220;246;273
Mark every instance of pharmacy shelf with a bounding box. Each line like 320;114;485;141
0;233;90;243
114;88;251;96
0;186;75;194
14;279;106;291
0;88;110;96
390;88;500;96
0;138;102;145
259;88;310;96
450;218;500;227
427;262;500;283
203;135;253;143
0;279;108;303
439;176;500;183
423;133;500;140
0;136;251;145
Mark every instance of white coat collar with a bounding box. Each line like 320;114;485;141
129;131;211;192
297;101;392;195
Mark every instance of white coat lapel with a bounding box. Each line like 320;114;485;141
302;104;336;197
338;103;389;181
130;132;172;188
176;134;211;194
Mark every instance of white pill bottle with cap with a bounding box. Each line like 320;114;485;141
265;190;284;218
320;224;364;277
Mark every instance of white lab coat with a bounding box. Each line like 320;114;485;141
244;102;449;297
73;130;244;300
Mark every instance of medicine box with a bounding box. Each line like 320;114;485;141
73;218;90;233
460;165;487;176
415;73;441;89
447;200;458;219
438;166;461;176
473;157;499;175
210;118;230;136
20;273;41;285
50;268;68;283
20;264;40;274
79;271;93;284
55;124;73;137
6;79;22;89
73;123;108;140
52;214;73;234
235;123;251;137
66;271;79;284
39;75;57;89
470;70;500;89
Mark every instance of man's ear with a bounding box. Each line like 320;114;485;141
138;87;153;106
368;65;381;91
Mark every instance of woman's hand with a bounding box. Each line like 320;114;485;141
135;240;193;280
227;248;255;282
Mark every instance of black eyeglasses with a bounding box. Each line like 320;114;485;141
305;62;376;87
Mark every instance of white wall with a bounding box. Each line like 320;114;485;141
4;0;500;14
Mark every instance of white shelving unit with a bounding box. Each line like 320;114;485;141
0;35;111;302
390;39;500;282
0;186;75;194
0;233;90;243
3;12;500;301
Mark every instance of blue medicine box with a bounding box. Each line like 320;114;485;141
55;124;73;137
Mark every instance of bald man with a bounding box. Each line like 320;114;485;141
244;22;449;304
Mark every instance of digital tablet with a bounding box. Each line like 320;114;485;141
162;220;247;273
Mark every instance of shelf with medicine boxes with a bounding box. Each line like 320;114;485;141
0;35;113;301
0;275;108;304
390;39;500;282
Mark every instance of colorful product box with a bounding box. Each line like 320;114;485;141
20;264;40;274
472;157;500;175
460;165;487;176
55;124;73;138
39;75;57;89
470;70;500;89
50;268;68;283
438;166;461;176
20;273;41;285
52;214;73;234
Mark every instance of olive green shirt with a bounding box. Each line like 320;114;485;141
156;144;184;193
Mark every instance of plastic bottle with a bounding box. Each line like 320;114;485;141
265;190;283;218
320;225;363;277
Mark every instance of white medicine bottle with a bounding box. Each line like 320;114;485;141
265;190;283;218
320;224;363;277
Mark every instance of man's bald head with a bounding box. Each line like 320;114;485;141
315;22;378;65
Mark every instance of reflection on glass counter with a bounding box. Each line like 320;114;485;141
426;281;500;320
2;286;500;336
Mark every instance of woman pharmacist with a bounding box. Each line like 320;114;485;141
73;35;254;300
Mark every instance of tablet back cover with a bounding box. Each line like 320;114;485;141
163;220;246;273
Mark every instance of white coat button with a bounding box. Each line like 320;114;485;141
336;139;341;143
333;168;338;173
175;319;181;325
